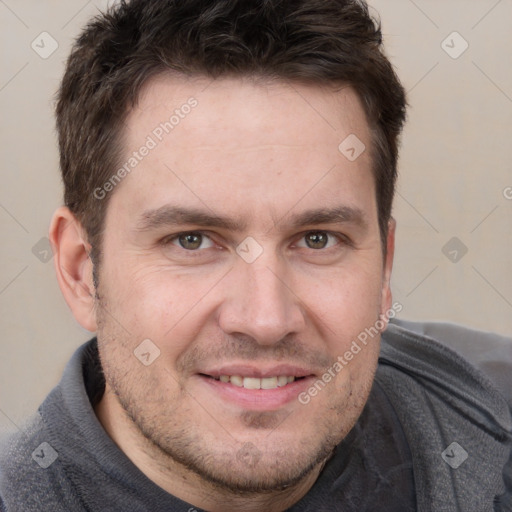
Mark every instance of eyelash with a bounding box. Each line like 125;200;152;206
160;230;352;252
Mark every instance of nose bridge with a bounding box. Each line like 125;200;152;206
219;251;304;344
249;259;287;310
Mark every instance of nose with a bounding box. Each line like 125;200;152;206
217;254;306;346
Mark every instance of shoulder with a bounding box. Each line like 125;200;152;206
378;318;512;428
383;318;512;409
0;341;94;512
0;412;74;511
378;319;512;510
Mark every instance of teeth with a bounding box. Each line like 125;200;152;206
217;375;296;389
261;377;278;389
277;376;288;387
243;377;261;390
230;375;243;387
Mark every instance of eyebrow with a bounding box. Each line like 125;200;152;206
136;206;246;232
287;206;368;231
135;205;368;233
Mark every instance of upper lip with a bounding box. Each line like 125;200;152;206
199;364;315;379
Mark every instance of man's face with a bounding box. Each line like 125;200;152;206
94;76;393;492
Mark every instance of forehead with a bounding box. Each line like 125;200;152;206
130;74;370;147
108;75;376;229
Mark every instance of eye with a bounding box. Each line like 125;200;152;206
169;232;215;251
296;231;341;250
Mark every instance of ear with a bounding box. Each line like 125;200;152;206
379;217;396;324
49;207;97;332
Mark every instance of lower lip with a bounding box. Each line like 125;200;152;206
198;375;314;411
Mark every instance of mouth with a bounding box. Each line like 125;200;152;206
200;374;306;390
195;366;315;410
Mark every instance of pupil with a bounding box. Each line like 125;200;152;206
307;232;327;249
180;233;202;250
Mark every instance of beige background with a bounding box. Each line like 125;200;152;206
1;0;511;435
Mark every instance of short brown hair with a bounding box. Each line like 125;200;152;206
56;0;407;264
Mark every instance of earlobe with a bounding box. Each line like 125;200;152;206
49;207;98;332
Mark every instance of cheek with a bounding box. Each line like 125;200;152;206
101;263;218;356
299;264;384;390
300;261;384;327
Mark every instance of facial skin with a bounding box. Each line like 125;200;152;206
50;76;395;512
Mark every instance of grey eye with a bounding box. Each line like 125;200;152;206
176;233;208;250
304;232;329;249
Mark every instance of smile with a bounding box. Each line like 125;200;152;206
197;370;313;410
208;375;300;390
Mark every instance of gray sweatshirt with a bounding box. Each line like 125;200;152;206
1;320;511;511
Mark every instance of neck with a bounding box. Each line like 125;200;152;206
95;385;326;512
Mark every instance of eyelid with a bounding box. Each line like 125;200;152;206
161;230;216;248
294;230;352;249
160;229;352;251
